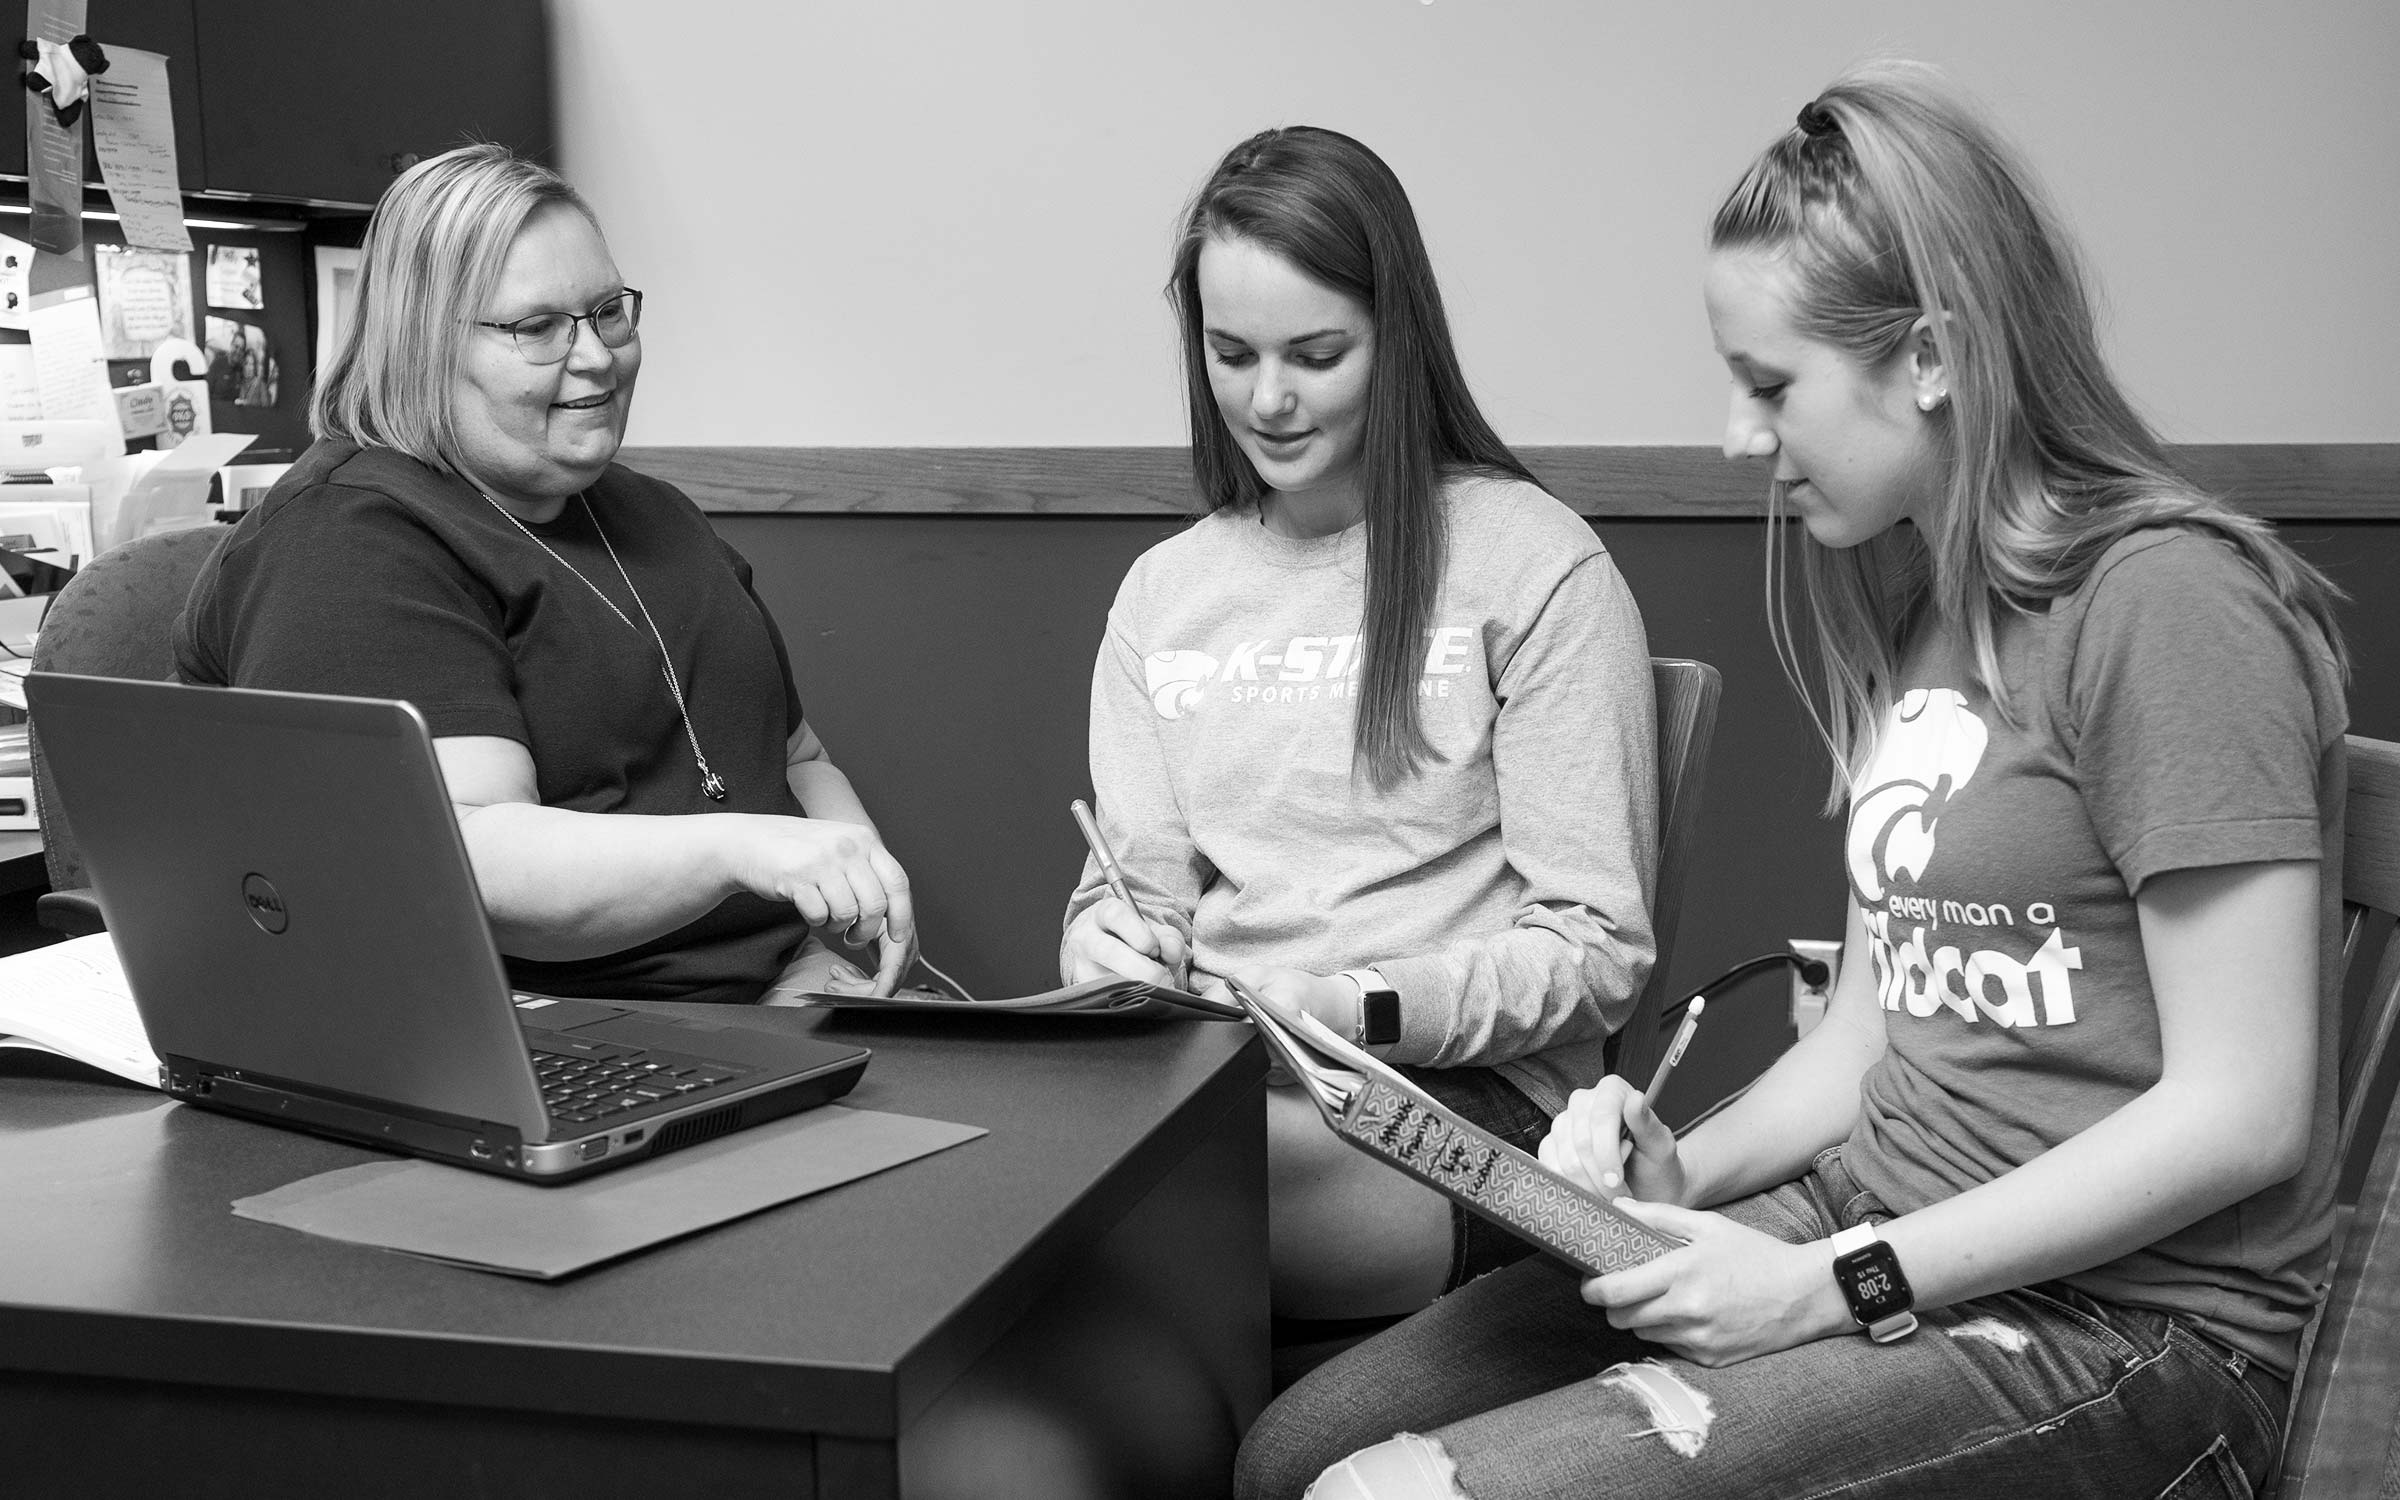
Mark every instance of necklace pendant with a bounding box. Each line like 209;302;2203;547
701;770;728;802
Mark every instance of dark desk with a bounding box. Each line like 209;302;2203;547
0;1005;1268;1499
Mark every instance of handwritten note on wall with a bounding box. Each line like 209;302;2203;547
89;47;191;254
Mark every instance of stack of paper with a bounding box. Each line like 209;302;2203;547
0;932;159;1088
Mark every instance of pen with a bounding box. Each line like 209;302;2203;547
1641;994;1705;1111
1069;797;1139;914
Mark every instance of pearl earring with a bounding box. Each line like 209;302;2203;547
1918;392;1947;412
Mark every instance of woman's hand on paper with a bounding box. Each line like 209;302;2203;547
1540;1074;1688;1206
733;816;917;995
1063;896;1188;988
1578;1202;1848;1367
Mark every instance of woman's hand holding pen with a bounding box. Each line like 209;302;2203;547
1064;800;1189;987
1063;897;1189;988
1539;1075;1689;1206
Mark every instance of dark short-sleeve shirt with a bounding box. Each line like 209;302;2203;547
1840;527;2349;1376
177;439;809;1003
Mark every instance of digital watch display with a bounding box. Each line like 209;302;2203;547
1831;1223;1918;1342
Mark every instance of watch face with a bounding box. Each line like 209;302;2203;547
1835;1241;1912;1323
1361;990;1401;1046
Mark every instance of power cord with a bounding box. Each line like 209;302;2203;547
1655;950;1831;1029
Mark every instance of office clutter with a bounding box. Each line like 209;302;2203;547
0;720;31;831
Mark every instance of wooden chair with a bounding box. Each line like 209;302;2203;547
2270;733;2400;1497
1611;657;1724;1086
27;524;229;932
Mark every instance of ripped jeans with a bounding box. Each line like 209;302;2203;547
1235;1148;2287;1500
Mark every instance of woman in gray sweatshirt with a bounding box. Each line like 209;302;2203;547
1062;126;1659;1325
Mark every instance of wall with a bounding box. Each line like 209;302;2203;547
553;0;2400;446
716;510;2400;1118
552;2;2399;1112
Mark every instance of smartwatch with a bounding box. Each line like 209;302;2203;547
1830;1223;1918;1343
1337;969;1402;1047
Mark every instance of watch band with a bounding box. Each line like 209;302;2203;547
1828;1223;1880;1255
1830;1223;1919;1343
1337;969;1402;1046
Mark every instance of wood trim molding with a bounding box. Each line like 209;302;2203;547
619;443;2400;521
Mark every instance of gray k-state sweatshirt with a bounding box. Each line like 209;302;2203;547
1066;473;1658;1113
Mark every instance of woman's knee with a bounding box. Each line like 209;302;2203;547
1304;1434;1469;1500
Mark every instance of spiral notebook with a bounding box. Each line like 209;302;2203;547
1229;979;1681;1277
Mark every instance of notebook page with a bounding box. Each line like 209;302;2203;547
0;932;159;1088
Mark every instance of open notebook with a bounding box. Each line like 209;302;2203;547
1229;978;1682;1277
784;975;1245;1021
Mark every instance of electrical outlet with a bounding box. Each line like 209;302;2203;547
1790;938;1841;1038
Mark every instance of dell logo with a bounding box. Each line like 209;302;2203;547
241;873;289;935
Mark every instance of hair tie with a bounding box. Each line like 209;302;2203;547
1796;100;1841;139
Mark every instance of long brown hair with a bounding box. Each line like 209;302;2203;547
1711;61;2347;809
1168;126;1535;789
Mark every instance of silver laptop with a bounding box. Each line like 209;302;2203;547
27;672;871;1183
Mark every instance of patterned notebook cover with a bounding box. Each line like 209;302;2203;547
1234;982;1681;1277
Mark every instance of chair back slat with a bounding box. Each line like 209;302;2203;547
1613;658;1721;1087
2343;736;2400;919
2275;733;2400;1497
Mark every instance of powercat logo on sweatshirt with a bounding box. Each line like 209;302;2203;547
1143;629;1476;718
1850;688;2084;1028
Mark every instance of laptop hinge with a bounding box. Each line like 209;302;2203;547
169;1059;528;1166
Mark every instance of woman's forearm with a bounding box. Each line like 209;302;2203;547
1676;1000;1881;1208
457;801;749;959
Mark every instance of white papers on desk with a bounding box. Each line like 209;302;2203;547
0;933;160;1089
0;488;96;567
106;431;252;547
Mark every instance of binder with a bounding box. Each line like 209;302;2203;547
1229;976;1681;1277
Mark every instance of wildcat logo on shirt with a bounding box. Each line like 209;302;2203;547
1850;689;2083;1028
1143;628;1476;719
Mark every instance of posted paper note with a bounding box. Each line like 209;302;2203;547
0;233;31;331
89;48;191;255
22;0;88;258
94;245;194;358
27;285;122;431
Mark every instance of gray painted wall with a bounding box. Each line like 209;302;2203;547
718;513;2399;1118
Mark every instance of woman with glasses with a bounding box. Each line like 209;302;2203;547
178;143;914;1005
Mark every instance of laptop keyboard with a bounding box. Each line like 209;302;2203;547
530;1047;743;1126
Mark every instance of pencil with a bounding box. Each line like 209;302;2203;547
1641;995;1705;1111
1069;798;1138;913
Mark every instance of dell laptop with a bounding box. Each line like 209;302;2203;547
26;672;871;1183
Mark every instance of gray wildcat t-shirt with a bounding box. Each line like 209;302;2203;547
1842;529;2347;1376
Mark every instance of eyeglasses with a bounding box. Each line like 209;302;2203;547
476;288;644;365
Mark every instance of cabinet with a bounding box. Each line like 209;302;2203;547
5;0;550;209
192;0;551;208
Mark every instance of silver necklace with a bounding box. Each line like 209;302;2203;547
480;490;729;801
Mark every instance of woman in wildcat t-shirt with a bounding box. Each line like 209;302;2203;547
1239;62;2350;1500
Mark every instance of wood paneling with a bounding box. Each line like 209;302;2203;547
622;444;2400;520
